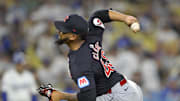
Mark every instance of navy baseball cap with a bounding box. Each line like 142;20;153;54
13;52;26;64
54;14;88;36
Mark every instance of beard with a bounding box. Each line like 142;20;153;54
55;38;68;45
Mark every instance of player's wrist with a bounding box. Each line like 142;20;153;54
51;91;74;101
66;93;78;101
50;90;59;101
46;89;56;101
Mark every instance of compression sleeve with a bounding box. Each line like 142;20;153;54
90;9;112;23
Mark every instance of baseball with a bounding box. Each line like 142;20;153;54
130;22;140;32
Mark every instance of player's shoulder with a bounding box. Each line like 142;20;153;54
3;68;15;75
2;68;16;79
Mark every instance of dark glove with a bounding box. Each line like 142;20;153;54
37;83;55;101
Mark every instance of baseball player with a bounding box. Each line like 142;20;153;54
38;9;143;101
1;52;38;101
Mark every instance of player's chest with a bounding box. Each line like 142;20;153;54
9;75;31;90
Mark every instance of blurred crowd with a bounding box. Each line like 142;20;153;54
0;0;180;101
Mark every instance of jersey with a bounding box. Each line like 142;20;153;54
68;10;124;101
1;69;38;101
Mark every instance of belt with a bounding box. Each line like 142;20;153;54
107;76;127;94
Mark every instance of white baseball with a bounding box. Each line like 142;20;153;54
130;22;140;31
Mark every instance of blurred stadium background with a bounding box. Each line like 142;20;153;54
0;0;180;101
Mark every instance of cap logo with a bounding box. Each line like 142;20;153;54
64;16;69;22
73;29;76;32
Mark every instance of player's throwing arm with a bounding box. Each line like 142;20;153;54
109;10;140;32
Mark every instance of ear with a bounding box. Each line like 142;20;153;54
69;34;78;40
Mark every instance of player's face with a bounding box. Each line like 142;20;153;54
58;32;70;40
56;31;78;45
16;63;25;74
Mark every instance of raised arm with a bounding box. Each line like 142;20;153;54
90;9;140;32
109;10;140;32
109;10;137;25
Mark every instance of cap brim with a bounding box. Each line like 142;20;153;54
54;21;71;33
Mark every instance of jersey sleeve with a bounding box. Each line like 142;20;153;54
89;9;112;24
1;74;9;101
28;74;38;94
88;9;112;37
2;73;10;92
74;72;96;101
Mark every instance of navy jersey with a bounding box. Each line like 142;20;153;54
68;10;124;101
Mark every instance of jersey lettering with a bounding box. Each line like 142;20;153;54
89;42;115;78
